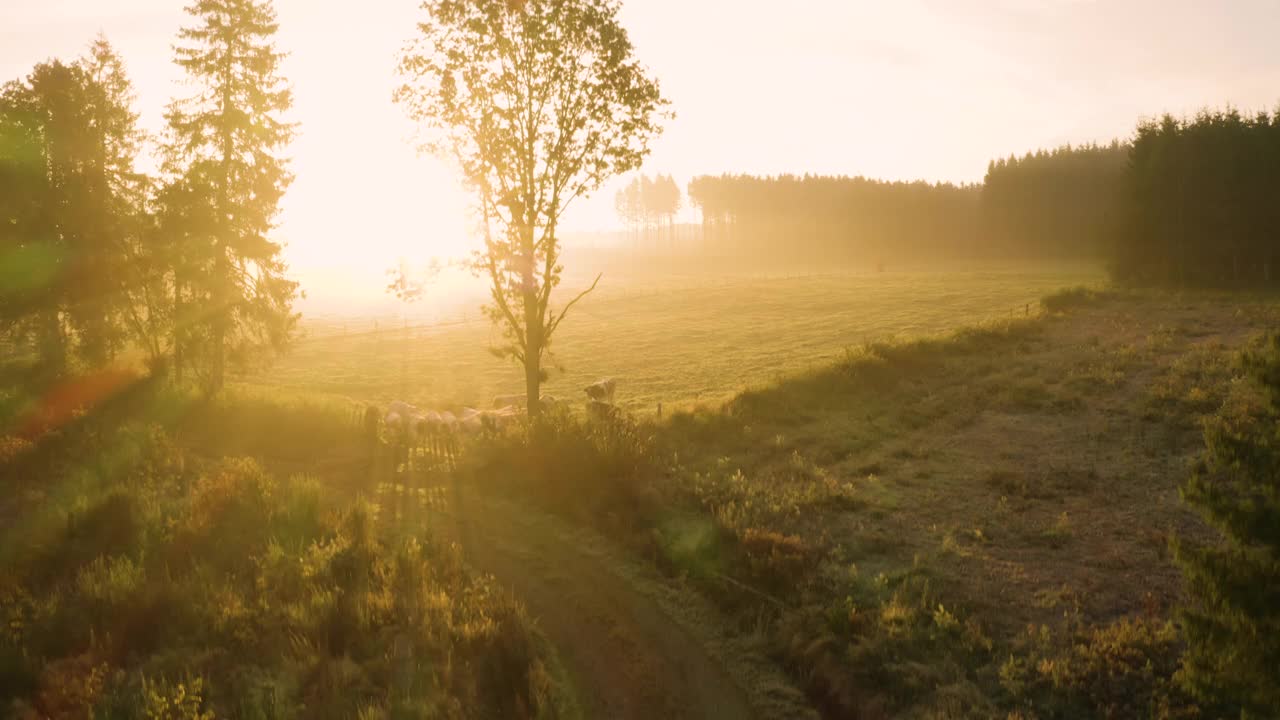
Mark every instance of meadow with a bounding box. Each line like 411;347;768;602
454;284;1280;718
5;268;1275;719
253;265;1103;413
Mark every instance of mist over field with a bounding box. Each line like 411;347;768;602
3;1;1280;718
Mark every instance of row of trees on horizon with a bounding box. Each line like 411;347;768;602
627;120;1279;286
0;1;296;390
1114;109;1280;285
614;174;681;247
622;147;1130;265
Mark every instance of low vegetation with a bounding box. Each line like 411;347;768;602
457;287;1280;718
0;382;563;719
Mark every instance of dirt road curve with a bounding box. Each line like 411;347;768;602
432;484;815;720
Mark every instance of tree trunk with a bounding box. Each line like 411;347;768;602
172;276;184;384
210;252;229;395
521;225;542;424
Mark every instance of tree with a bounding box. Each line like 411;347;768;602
397;0;670;419
0;47;142;374
165;0;299;393
653;174;681;247
615;175;644;246
1114;109;1280;286
1176;333;1280;717
81;36;155;368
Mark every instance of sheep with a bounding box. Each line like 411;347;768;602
460;413;485;434
536;394;564;412
584;378;616;403
587;399;617;421
492;394;526;410
382;410;412;470
486;406;520;429
387;400;419;420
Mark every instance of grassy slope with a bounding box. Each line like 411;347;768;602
656;289;1279;716
252;267;1101;414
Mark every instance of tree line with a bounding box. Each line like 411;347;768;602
681;145;1131;265
1113;109;1280;285
686;174;984;263
614;174;681;249
677;110;1280;283
0;0;296;392
981;141;1129;259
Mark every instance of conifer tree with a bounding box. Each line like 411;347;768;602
1176;333;1280;717
0;53;140;373
165;0;298;393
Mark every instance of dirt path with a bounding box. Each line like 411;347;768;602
410;480;815;720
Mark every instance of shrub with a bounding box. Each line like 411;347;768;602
1041;286;1109;313
462;410;661;528
1000;617;1200;719
0;413;559;719
1175;332;1280;717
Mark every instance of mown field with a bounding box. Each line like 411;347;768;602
249;266;1103;413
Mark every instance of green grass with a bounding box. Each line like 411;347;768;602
248;266;1103;413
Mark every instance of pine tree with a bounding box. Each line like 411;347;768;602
0;56;137;373
1176;333;1280;718
79;35;148;366
165;0;298;393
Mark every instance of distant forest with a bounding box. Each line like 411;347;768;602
656;108;1279;285
1113;110;1280;285
682;142;1130;266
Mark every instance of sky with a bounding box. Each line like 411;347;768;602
3;0;1278;307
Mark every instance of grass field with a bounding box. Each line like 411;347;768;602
8;266;1272;718
249;266;1103;413
647;287;1280;716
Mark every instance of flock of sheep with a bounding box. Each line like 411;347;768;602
366;378;620;469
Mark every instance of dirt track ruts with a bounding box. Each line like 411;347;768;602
429;483;814;719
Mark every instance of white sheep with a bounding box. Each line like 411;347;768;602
492;394;526;410
584;378;617;403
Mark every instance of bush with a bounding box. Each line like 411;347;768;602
462;410;661;528
1175;332;1280;717
0;411;559;719
1041;286;1109;313
1000;617;1200;719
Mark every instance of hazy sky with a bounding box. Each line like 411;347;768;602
3;0;1277;301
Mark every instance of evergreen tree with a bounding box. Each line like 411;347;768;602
0;53;140;373
165;0;298;393
79;36;148;366
1176;334;1280;717
1114;109;1280;286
